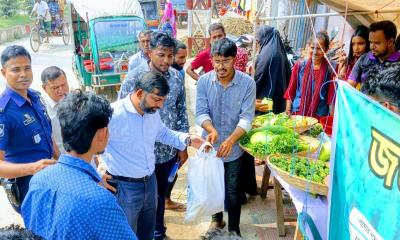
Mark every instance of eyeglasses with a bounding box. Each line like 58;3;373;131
213;58;234;66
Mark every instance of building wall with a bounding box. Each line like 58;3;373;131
254;0;354;54
326;12;354;54
286;0;318;51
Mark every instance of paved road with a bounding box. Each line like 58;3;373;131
0;36;79;227
0;36;79;93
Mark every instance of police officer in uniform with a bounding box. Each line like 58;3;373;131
0;45;58;213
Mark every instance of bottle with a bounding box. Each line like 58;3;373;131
168;160;181;183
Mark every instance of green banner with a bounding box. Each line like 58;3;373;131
328;82;400;240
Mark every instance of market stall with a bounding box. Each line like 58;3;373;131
239;110;332;238
192;1;400;238
240;84;399;239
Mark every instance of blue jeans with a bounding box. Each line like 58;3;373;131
115;173;157;240
212;157;242;234
154;156;178;238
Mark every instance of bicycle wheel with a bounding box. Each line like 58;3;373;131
62;23;70;45
30;27;41;52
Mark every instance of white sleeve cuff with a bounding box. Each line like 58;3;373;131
237;119;252;132
178;133;190;150
196;114;212;127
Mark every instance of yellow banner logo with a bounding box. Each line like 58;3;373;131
369;127;400;190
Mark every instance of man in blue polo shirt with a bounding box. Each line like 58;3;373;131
0;45;57;213
22;90;138;240
348;21;400;91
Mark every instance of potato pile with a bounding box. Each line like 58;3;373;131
220;12;254;36
180;34;206;56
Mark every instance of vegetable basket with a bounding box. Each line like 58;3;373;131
267;154;329;196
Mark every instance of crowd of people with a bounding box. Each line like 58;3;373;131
0;17;399;240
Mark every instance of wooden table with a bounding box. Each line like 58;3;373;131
260;165;300;237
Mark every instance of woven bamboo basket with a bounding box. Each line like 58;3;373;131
267;155;329;196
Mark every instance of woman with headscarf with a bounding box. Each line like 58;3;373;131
160;0;177;38
239;26;291;202
254;25;291;114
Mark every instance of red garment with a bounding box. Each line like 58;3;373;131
300;60;327;117
191;47;249;73
191;48;214;73
340;58;356;81
343;64;353;81
284;60;335;118
235;47;248;72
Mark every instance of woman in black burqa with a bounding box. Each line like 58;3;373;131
254;25;291;114
240;26;291;201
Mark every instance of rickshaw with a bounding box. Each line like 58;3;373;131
30;5;70;52
68;0;147;101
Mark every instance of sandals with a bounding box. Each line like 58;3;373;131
165;200;186;212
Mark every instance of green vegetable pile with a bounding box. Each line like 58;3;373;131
240;125;309;158
309;123;323;137
253;112;315;129
253;112;289;127
270;155;329;184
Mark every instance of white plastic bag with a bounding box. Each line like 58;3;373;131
184;142;225;223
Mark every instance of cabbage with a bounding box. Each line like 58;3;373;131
250;132;268;144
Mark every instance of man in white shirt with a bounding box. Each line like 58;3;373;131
41;66;69;154
31;0;51;42
102;71;204;240
128;30;152;71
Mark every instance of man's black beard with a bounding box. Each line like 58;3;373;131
172;62;183;71
373;47;389;59
139;99;157;114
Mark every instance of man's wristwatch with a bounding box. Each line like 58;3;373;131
185;135;192;147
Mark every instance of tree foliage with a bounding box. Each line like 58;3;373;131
19;0;34;13
0;0;19;17
0;0;34;17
